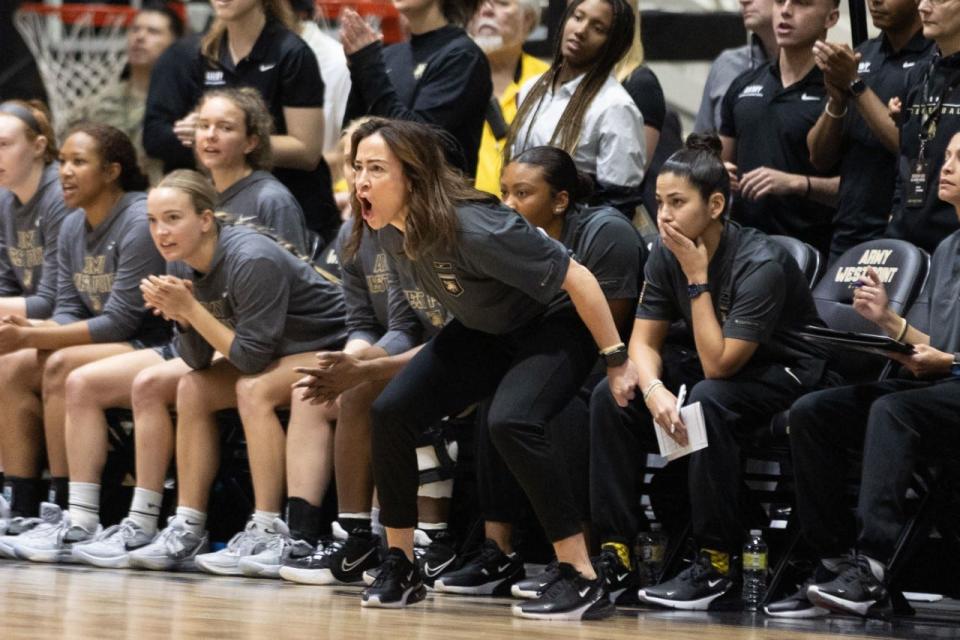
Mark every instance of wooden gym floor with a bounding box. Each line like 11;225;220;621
1;561;958;639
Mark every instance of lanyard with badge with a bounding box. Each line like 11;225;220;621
907;62;960;208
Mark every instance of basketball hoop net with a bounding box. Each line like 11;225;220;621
14;3;136;139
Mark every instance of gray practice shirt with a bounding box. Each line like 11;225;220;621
170;224;346;374
51;192;169;344
217;170;310;255
335;218;424;355
693;36;769;134
0;163;72;318
916;230;960;354
379;202;571;335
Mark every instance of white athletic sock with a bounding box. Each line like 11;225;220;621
253;510;280;531
127;487;163;534
175;506;207;535
418;521;448;532
68;482;100;532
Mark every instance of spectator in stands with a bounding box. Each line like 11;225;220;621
0;100;70;320
468;0;549;195
339;0;491;177
75;2;183;184
773;131;960;619
123;173;346;574
0;124;167;552
505;0;645;210
881;0;960;252
289;0;350;159
807;0;932;261
144;0;340;244
720;0;841;255
432;146;644;600
694;0;777;134
590;133;833;611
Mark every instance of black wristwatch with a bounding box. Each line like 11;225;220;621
688;283;710;299
951;352;960;377
848;77;867;98
601;343;629;368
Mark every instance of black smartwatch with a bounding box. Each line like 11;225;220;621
601;343;629;368
951;352;960;377
688;283;710;299
848;77;867;98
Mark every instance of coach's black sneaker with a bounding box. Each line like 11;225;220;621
279;529;380;585
416;529;460;588
765;561;839;618
433;539;523;595
595;541;640;604
512;563;615;620
512;559;561;599
807;554;889;617
639;549;738;610
361;548;427;608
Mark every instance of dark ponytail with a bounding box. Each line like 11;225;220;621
660;132;729;214
511;146;593;213
66;122;149;192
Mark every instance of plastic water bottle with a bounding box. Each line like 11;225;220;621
635;523;668;587
742;529;768;611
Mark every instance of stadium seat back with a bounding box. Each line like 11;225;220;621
769;235;823;287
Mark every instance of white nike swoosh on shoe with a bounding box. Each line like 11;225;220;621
708;578;724;588
578;587;591;598
616;573;630;582
341;548;376;573
497;563;513;573
423;555;456;577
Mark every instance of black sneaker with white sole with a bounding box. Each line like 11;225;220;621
361;548;427;608
416;530;460;588
595;542;639;604
278;530;380;585
765;562;839;618
433;539;523;595
511;563;615;620
807;554;889;617
512;559;561;599
639;550;738;610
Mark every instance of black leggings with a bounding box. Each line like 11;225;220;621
370;313;597;541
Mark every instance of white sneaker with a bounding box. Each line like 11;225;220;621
14;513;100;563
237;518;316;579
128;516;209;571
195;517;280;576
0;494;10;536
73;518;157;569
0;502;64;558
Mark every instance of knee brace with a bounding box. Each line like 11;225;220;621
416;424;459;499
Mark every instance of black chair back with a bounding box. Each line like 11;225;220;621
769;235;823;287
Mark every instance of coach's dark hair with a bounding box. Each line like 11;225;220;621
201;0;297;62
511;146;593;213
439;0;483;27
140;1;185;38
505;0;634;161
660;132;730;215
65;122;149;192
345;118;496;261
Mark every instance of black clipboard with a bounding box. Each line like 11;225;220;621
799;324;915;357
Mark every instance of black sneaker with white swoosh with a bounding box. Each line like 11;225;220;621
638;550;739;610
416;529;461;588
433;539;524;595
512;563;614;620
362;548;427;608
278;529;380;585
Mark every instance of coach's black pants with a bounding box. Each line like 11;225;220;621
789;377;960;562
476;371;598;527
590;362;817;553
371;313;596;542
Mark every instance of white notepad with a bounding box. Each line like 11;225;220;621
655;401;708;462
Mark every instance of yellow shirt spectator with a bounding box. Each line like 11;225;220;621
474;53;549;195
